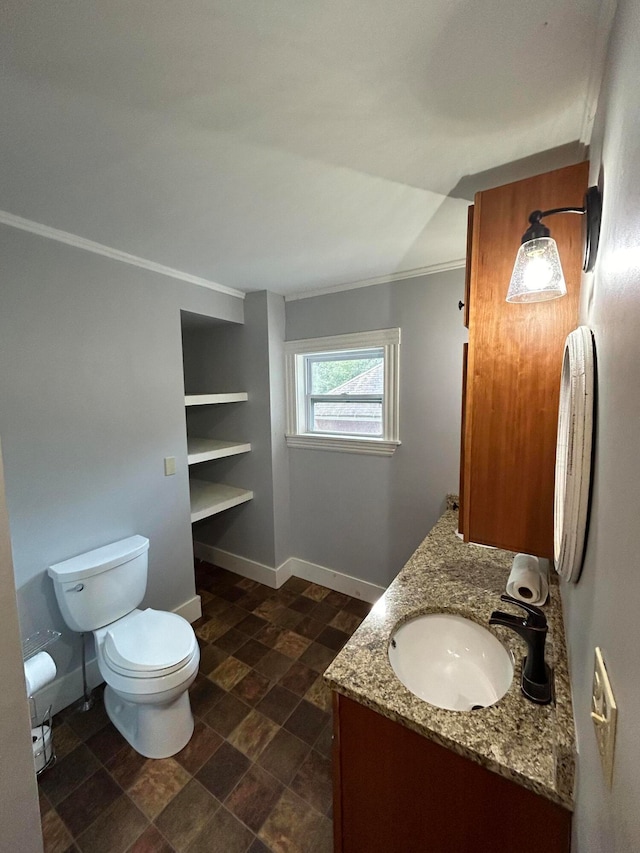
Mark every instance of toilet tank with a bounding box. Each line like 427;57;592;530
48;536;149;632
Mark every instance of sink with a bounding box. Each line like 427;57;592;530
388;613;514;712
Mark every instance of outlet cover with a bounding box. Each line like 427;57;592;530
590;647;617;786
164;457;177;476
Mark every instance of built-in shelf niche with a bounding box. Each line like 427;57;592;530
189;479;254;523
187;437;251;465
185;392;248;406
185;391;252;522
181;309;252;526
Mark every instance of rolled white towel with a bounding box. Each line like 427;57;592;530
506;554;549;606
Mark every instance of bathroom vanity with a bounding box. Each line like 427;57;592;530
324;503;574;853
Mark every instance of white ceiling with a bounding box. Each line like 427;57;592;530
1;0;604;297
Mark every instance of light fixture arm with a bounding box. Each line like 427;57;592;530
522;206;585;243
538;206;585;218
520;186;602;272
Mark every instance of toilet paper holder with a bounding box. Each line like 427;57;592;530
23;629;60;776
22;628;61;664
30;701;55;775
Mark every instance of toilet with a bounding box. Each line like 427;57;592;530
48;535;200;759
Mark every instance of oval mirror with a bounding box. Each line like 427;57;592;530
554;326;596;583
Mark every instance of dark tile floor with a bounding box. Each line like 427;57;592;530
38;562;371;853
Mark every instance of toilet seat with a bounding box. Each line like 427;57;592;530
103;608;197;678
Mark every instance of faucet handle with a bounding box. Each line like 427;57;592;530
499;594;547;629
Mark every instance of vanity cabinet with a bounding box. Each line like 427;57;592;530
460;161;589;557
332;693;571;853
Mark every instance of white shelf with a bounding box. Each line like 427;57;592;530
189;479;253;523
185;393;248;406
187;438;251;465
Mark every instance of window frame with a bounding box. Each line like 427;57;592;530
285;328;401;455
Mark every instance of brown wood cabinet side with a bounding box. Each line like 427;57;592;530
463;204;474;328
458;342;468;536
462;161;588;557
333;692;571;853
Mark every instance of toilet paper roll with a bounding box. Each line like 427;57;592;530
506;554;549;606
32;723;53;774
24;651;57;696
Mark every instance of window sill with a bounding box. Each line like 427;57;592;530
285;434;401;456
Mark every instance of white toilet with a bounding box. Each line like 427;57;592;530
48;535;200;759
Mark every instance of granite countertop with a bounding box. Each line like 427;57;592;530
324;501;575;810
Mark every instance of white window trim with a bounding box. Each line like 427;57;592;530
284;328;401;456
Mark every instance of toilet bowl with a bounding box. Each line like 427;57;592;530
48;536;199;759
95;608;200;758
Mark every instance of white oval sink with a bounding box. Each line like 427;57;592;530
388;613;514;712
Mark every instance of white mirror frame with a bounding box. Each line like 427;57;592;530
554;326;596;583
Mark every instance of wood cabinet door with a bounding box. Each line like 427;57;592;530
462;161;588;558
333;693;571;853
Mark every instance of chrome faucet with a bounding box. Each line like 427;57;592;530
489;594;552;705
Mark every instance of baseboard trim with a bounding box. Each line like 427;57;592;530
175;594;202;624
284;557;385;603
193;542;292;588
193;541;385;604
33;594;204;717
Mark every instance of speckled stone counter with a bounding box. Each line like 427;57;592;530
324;504;575;810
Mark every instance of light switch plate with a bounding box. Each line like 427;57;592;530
591;646;617;786
164;456;176;476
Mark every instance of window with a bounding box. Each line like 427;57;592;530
285;328;401;455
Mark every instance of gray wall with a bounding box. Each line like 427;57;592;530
285;270;467;587
0;225;243;693
265;292;292;568
561;1;640;849
186;291;291;568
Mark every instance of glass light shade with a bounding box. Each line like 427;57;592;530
506;237;567;303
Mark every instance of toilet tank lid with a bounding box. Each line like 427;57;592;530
48;535;149;583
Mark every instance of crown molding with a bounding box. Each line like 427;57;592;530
579;0;618;145
0;210;245;299
0;209;467;303
284;258;466;302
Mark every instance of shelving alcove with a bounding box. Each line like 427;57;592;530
185;392;253;523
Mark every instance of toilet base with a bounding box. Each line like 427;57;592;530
104;684;194;759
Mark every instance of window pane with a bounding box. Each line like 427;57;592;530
311;400;382;436
286;329;399;450
310;354;383;395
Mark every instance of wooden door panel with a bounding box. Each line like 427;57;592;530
334;694;571;853
463;161;588;557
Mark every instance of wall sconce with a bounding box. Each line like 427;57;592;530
506;186;602;303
